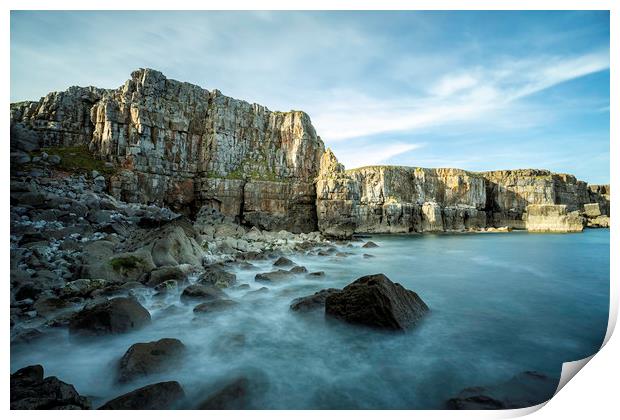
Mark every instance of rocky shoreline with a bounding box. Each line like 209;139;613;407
10;68;603;410
10;157;563;409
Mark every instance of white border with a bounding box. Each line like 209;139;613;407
2;2;616;419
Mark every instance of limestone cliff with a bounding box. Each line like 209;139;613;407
10;68;609;236
11;69;325;233
315;151;609;237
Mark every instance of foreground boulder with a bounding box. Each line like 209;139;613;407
446;371;558;409
290;289;341;312
118;338;186;383
11;365;91;409
324;274;429;330
69;297;151;336
99;381;185;409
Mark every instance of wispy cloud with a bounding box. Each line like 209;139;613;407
337;142;424;169
310;49;609;143
10;11;610;182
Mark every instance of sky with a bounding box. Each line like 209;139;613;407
10;11;610;183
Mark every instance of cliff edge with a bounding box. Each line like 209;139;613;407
10;69;610;236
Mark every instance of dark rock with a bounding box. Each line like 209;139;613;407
154;279;178;294
325;274;429;330
255;270;294;283
306;271;325;278
243;287;270;298
198;377;250;410
69;297;151;336
446;371;559;409
99;381;185;409
33;296;74;318
118;338;186;383
197;267;237;288
237;251;268;261
289;265;308;274
11;326;45;344
60;279;111;298
273;256;294;267
290;288;341;312
193;299;238;314
363;254;375;259
15;283;44;301
362;241;379;248
180;284;226;303
146;265;194;287
11;365;90;410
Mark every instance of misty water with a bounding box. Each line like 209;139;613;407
11;229;609;409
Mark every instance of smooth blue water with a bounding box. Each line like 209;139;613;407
11;229;609;409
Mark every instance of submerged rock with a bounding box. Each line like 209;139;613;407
446;371;559;409
290;288;341;312
180;284;227;302
255;270;294;283
193;299;238;313
11;365;91;409
306;271;325;278
99;381;185;409
289;265;308;274
324;274;429;330
198;377;250;410
69;297;151;336
362;241;379;248
273;256;294;267
117;338;186;383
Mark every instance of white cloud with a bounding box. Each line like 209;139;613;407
431;73;479;97
336;142;424;169
310;50;609;144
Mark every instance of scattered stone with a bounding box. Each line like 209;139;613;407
243;287;270;298
118;338;186;383
362;241;379;248
11;365;90;409
446;371;558;409
198;377;250;410
290;288;341;312
273;256;294;267
61;279;110;298
325;274;429;330
180;284;226;302
255;270;294;283
198;267;237;288
47;155;62;165
289;265;308;274
99;381;185;409
193;300;238;314
154;279;179;293
146;264;195;287
69;297;151;336
306;271;325;278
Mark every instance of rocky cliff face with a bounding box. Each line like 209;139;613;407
11;69;325;233
316;151;608;237
10;68;609;236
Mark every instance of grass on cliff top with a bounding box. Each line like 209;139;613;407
40;145;116;175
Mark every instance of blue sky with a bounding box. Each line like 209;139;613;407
11;11;610;183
